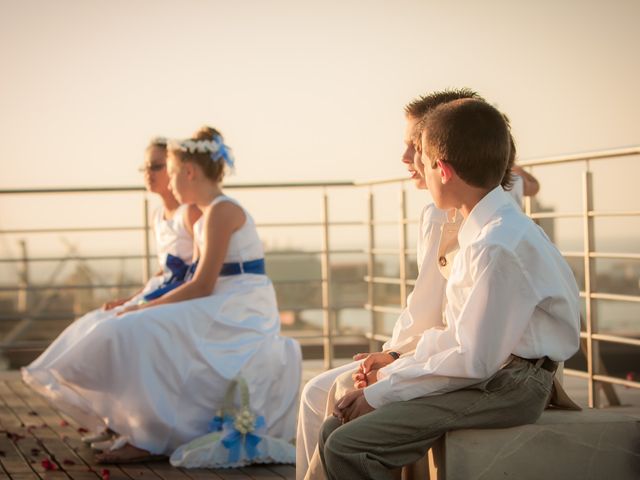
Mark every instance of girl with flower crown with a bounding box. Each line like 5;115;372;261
104;136;201;310
22;137;201;445
22;127;301;464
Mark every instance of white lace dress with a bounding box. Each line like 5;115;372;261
22;196;301;456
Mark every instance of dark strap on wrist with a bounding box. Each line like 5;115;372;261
388;351;400;360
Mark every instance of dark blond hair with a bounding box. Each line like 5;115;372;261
169;126;226;182
422;99;511;190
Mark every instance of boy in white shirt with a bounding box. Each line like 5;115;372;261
296;89;484;480
318;99;581;479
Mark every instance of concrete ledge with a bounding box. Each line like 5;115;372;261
429;409;640;480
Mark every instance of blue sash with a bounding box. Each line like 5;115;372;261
143;254;191;302
219;258;265;276
142;257;265;302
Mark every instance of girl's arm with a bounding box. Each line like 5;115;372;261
184;204;202;237
121;201;245;310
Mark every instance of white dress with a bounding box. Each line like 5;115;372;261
22;204;194;374
22;196;301;455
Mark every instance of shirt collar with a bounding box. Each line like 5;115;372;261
458;186;512;250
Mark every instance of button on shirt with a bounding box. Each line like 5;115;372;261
365;186;581;408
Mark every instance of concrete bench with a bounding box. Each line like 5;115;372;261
402;409;640;480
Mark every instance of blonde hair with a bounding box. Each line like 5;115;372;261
169;126;226;182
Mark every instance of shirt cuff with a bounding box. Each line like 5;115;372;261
363;378;393;409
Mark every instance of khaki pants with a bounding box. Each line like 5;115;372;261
318;357;554;480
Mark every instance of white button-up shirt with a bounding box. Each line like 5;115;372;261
365;186;581;408
383;204;448;354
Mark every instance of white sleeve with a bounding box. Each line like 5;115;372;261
382;205;447;354
367;245;540;408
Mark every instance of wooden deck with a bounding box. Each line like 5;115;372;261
0;373;294;480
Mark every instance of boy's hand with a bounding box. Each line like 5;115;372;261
333;390;375;423
352;351;397;389
352;368;379;389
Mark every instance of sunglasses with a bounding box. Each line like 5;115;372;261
138;163;166;173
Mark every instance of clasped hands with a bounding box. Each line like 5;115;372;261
333;351;397;424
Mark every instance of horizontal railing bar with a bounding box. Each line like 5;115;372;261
0;284;141;292
0;249;368;263
0;226;146;234
0;278;369;291
0;186;146;195
257;221;366;228
0;254;148;263
519;146;640;167
0;182;362;195
268;249;366;256
588;333;640;347
589;252;640;260
226;181;356;189
2;304;369;320
364;332;392;342
529;210;640;220
563;368;590;379
588;210;640;217
0;333;371;350
363;276;416;287
370;248;417;255
272;279;363;285
578;291;640;303
529;212;583;219
560;251;640;260
593;373;640;389
590;292;640;303
364;276;417;287
364;304;403;314
0;313;76;321
2;148;638;196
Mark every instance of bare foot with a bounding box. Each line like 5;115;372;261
95;443;163;464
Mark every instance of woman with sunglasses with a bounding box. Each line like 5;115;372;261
22;137;200;443
22;127;301;465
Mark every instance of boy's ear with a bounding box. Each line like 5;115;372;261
437;159;455;184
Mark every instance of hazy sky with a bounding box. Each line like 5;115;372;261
0;0;639;266
1;0;638;188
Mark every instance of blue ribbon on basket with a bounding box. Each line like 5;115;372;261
220;415;266;463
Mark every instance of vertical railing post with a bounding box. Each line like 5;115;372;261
524;168;533;217
320;190;333;370
398;185;408;309
17;240;30;326
582;168;599;408
142;196;151;284
367;188;377;352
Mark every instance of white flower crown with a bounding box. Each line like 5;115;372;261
170;136;235;171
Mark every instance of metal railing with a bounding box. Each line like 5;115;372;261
0;146;639;408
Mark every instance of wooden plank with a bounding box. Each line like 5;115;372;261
11;472;40;480
238;466;283;480
3;379;272;480
177;468;225;480
10;474;41;480
144;463;191;480
207;469;252;480
0;435;34;474
3;381;146;480
0;381;88;477
263;465;294;480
